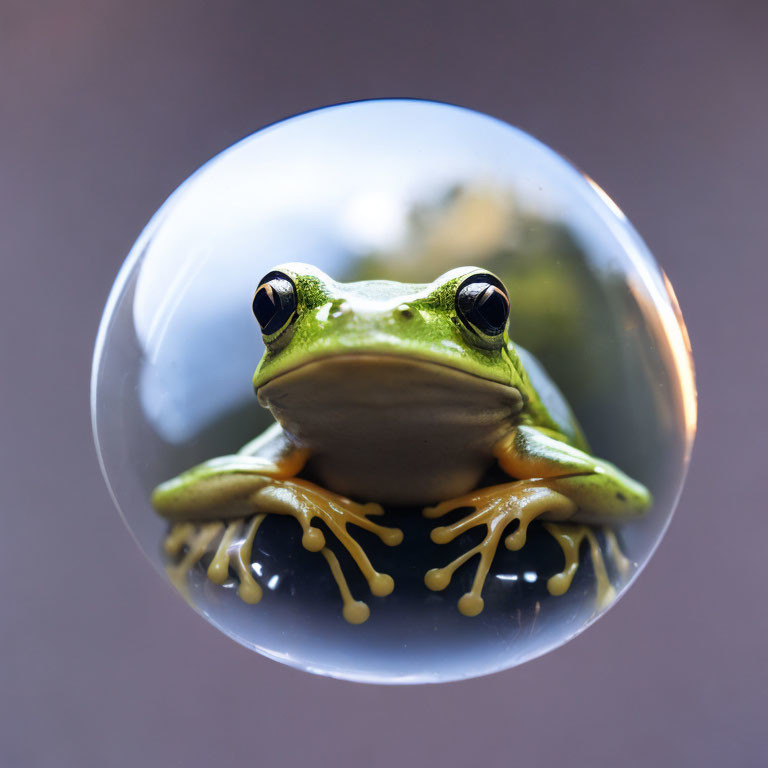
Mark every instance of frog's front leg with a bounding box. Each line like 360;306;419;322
153;424;403;624
425;425;651;616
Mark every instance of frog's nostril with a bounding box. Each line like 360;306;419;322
395;304;414;319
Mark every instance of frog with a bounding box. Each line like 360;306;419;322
152;263;651;623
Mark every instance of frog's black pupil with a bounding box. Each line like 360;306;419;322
456;274;509;336
476;286;508;331
252;274;297;335
253;285;278;325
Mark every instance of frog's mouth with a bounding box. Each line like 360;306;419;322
256;352;522;421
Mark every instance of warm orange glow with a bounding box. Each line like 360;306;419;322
660;269;698;451
583;174;697;456
585;175;627;222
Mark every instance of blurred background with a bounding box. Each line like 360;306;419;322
1;1;766;766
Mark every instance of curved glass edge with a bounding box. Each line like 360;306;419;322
89;98;698;684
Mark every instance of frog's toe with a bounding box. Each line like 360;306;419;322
369;573;395;597
544;523;629;611
301;526;326;552
430;526;454;545
379;528;404;547
457;593;484;617
424;567;448;592
343;601;371;625
319;547;378;624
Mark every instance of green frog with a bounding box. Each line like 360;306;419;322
153;263;651;623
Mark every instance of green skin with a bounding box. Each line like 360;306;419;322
152;262;651;617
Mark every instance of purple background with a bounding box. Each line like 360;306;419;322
2;2;765;766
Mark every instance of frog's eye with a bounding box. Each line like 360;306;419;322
253;271;298;335
456;273;510;337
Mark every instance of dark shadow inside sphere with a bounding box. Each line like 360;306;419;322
164;498;622;680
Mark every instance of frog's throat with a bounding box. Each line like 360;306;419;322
255;354;524;506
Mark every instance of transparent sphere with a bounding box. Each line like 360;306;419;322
92;99;696;683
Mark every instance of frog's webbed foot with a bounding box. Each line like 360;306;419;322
424;481;576;616
544;523;632;611
160;475;403;624
165;516;266;606
252;478;403;599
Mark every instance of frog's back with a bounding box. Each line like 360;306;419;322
514;345;589;451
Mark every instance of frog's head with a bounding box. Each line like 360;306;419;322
251;262;527;396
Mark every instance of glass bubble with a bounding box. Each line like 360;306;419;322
91;99;696;683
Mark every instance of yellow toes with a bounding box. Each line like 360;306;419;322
164;510;385;624
425;483;626;617
343;601;371;624
430;526;453;545
320;547;373;624
544;523;625;611
369;573;395;597
380;528;404;546
424;567;450;592
302;526;326;552
237;579;263;604
458;593;484;617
